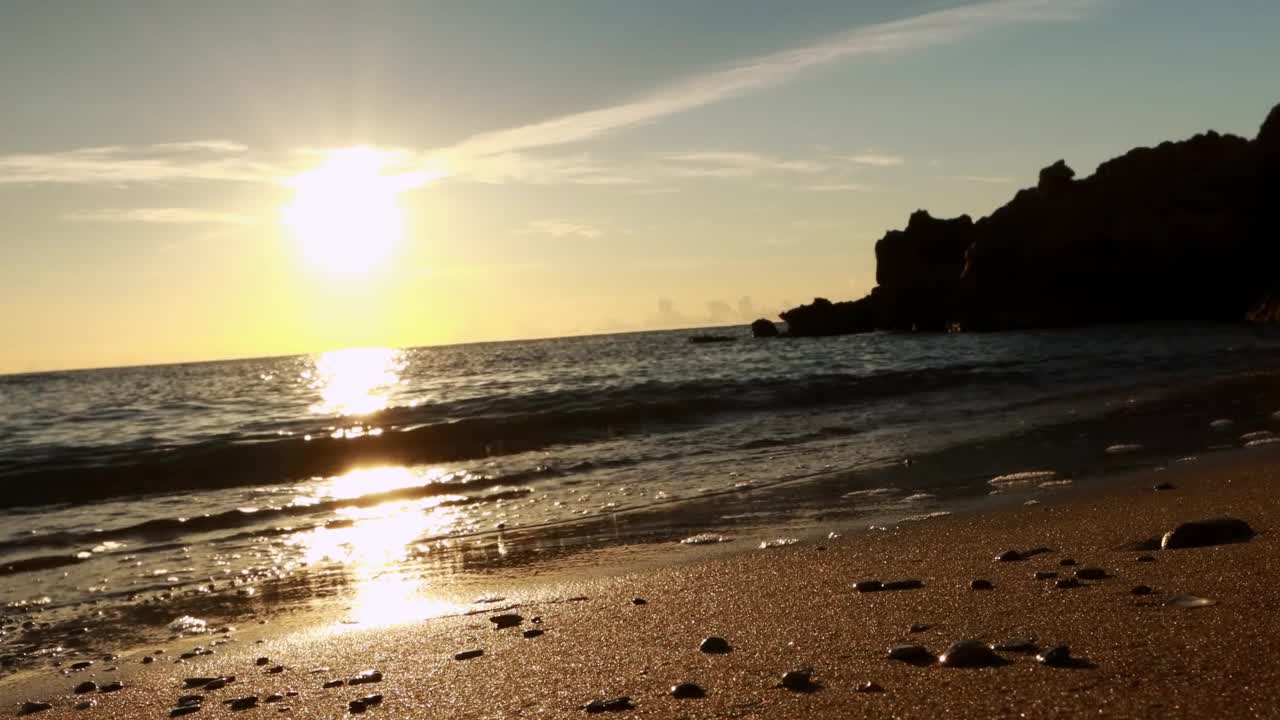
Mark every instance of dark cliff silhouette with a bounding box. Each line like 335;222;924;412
767;101;1280;336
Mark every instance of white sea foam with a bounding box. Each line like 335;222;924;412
899;511;951;522
903;492;936;502
1246;436;1280;447
680;533;731;545
1209;418;1235;429
1038;479;1073;488
989;470;1057;485
758;537;799;549
842;487;899;499
1105;443;1143;454
1240;430;1275;442
167;616;208;634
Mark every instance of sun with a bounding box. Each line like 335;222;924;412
281;147;416;274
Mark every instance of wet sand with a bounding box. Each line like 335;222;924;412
4;446;1279;718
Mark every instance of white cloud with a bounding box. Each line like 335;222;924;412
517;219;606;240
0;142;284;185
65;208;258;225
661;151;827;178
850;153;904;167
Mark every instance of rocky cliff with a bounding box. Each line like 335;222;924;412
770;101;1280;336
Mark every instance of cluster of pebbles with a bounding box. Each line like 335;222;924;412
12;514;1252;716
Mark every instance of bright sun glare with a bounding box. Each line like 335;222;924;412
282;147;423;274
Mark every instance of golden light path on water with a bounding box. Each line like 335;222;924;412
304;347;406;417
286;467;470;630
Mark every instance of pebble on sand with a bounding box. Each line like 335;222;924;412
583;697;634;713
349;670;383;685
1160;518;1255;549
1165;594;1217;608
1153;482;1175;491
887;644;934;664
489;614;523;629
99;682;124;693
939;640;1005;668
522;629;545;639
856;681;884;693
1036;645;1075;667
322;680;344;689
631;598;647;605
1074;567;1107;580
170;707;200;717
454;649;484;661
267;666;284;674
699;636;731;654
74;681;97;694
255;657;270;666
993;550;1023;562
74;701;95;711
908;624;930;634
1131;585;1153;595
349;694;384;713
70;661;93;671
1136;555;1156;562
779;670;817;692
970;579;994;591
19;702;53;716
669;682;705;699
1059;558;1077;566
1055;578;1082;589
225;697;258;711
1034;571;1058;580
852;580;883;593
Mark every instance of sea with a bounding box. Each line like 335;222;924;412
3;324;1280;670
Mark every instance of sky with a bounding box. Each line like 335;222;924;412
2;0;1278;373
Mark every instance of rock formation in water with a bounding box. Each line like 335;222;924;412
763;100;1280;336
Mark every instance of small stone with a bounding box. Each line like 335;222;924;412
267;665;284;674
1153;482;1175;491
1136;555;1155;563
1034;571;1058;580
887;644;934;664
882;579;924;591
323;680;344;688
530;616;543;624
19;702;53;716
1059;558;1077;567
1075;567;1107;580
852;580;883;593
856;681;884;693
1166;594;1217;608
908;624;929;634
522;629;544;639
489;614;523;629
75;701;96;711
204;678;228;691
454;649;484;661
1055;578;1081;589
70;661;94;671
226;696;258;711
142;656;155;664
349;670;383;685
994;550;1023;562
74;681;97;694
100;682;124;693
1036;645;1074;666
779;670;816;692
970;579;994;591
170;707;201;717
699;636;730;654
993;640;1038;653
1161;518;1255;549
669;683;705;699
255;657;270;666
1131;585;1153;596
183;677;218;689
177;696;204;706
583;696;634;713
265;694;284;703
631;598;647;605
939;640;1004;668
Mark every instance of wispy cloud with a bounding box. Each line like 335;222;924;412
661;151;827;178
517;219;606;240
0;142;283;185
432;0;1097;174
850;153;904;167
65;208;258;225
803;182;873;192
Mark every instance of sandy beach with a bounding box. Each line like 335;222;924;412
3;444;1277;719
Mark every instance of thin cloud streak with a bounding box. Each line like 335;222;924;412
435;0;1098;169
517;219;606;240
850;153;904;167
661;151;827;178
0;143;283;185
65;208;258;225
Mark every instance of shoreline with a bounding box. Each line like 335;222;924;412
5;444;1280;717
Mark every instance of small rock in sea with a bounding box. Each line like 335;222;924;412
265;695;284;703
1075;567;1107;580
100;682;124;693
267;666;284;674
170;707;200;718
779;670;817;692
454;649;484;661
887;644;934;664
993;640;1038;653
522;629;545;639
255;657;270;666
142;656;155;664
489;614;523;629
1136;555;1155;563
1034;571;1058;580
74;681;97;694
852;580;883;593
1131;585;1153;596
1161;518;1255;549
1036;645;1074;666
322;680;344;688
349;670;383;685
994;550;1023;562
1055;578;1082;589
909;624;930;634
882;579;924;591
1165;594;1217;609
970;579;994;591
75;701;96;711
631;598;647;606
939;640;1005;668
1153;482;1175;491
669;682;705;699
699;636;731;654
19;702;53;716
856;681;884;693
70;661;94;671
226;696;258;711
583;696;634;713
1059;558;1077;567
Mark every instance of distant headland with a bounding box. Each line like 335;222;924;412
756;101;1280;337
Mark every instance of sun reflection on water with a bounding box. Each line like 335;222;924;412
305;347;405;416
286;467;467;629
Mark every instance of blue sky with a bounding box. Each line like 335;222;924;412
2;0;1278;372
